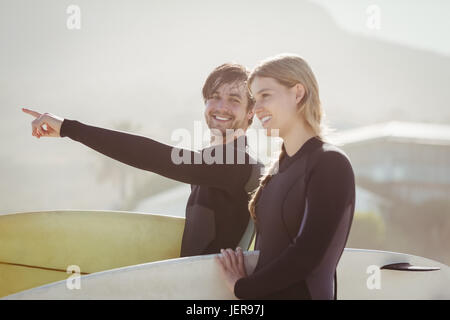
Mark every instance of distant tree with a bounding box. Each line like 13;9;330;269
385;198;450;265
346;210;386;250
93;120;180;211
94;120;142;203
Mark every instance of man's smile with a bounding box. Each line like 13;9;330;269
211;114;233;122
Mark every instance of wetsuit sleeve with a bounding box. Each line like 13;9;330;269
234;151;355;299
60;119;248;191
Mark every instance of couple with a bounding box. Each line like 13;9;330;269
23;53;355;300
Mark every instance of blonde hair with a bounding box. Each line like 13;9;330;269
248;53;328;222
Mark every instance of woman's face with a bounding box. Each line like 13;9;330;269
250;76;305;138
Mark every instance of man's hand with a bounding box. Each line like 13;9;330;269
22;107;64;138
215;247;247;296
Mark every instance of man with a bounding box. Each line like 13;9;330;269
22;63;263;257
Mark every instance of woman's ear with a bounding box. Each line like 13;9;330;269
295;83;306;104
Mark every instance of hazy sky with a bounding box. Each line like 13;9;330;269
1;0;449;214
312;0;450;56
1;0;448;270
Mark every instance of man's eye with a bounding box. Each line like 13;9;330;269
232;99;240;103
262;94;270;99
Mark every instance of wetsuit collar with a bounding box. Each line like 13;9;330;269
205;134;248;154
226;134;248;150
280;136;321;171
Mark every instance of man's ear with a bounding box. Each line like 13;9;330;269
295;83;306;104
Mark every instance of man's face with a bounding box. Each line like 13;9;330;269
204;81;254;136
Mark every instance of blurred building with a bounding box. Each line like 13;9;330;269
331;121;450;204
134;121;450;216
134;184;190;217
354;185;390;216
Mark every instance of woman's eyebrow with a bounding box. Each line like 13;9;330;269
256;88;272;95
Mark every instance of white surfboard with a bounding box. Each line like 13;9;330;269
4;249;449;300
0;210;255;297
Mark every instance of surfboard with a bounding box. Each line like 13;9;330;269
337;248;449;299
3;249;449;299
0;210;185;297
0;210;255;298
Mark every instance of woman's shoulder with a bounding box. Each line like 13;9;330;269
305;140;356;202
308;140;354;176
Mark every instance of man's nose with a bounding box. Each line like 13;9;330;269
216;99;229;111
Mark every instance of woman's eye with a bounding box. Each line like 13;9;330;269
262;94;270;99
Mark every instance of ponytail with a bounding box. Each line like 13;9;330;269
248;148;287;223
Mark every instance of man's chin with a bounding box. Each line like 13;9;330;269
207;122;231;135
208;126;228;137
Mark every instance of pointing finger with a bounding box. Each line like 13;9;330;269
22;107;42;118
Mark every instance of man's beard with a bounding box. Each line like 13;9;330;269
206;114;247;137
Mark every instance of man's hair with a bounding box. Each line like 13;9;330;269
202;63;255;126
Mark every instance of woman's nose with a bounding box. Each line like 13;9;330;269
254;101;264;113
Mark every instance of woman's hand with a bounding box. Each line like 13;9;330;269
215;247;247;295
22;107;64;138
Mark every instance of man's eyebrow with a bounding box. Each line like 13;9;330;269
208;91;220;97
229;92;243;99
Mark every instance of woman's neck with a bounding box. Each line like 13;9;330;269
282;121;316;157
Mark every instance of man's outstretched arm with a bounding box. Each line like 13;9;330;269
22;108;251;192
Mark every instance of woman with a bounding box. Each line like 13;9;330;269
216;54;355;300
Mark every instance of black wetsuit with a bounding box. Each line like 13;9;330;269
60;119;263;257
234;136;355;300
